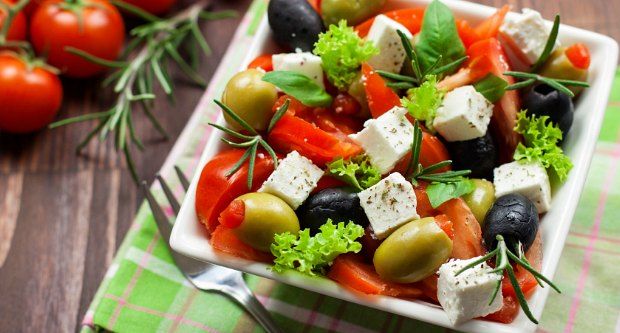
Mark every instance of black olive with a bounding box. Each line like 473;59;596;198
446;132;498;180
268;0;325;52
296;187;369;234
523;83;574;135
483;193;539;253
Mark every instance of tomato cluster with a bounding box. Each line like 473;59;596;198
0;0;176;134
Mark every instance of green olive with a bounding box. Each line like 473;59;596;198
233;192;300;252
539;48;588;95
347;73;370;118
373;217;452;283
462;179;495;226
221;69;278;131
321;0;386;26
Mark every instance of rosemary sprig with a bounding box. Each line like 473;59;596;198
378;30;468;89
406;121;471;185
531;15;560;73
455;235;561;324
504;71;589;97
50;0;237;181
208;99;290;189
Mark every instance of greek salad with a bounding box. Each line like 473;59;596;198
194;0;591;326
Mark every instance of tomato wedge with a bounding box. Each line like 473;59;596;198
484;295;520;323
268;114;362;166
394;131;451;176
565;43;591;70
503;229;542;298
195;149;275;234
456;6;509;48
436;197;484;259
247;54;273;72
361;63;401;118
355;8;425;38
434;214;455;240
211;225;274;262
328;254;423;298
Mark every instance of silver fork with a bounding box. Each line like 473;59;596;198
142;166;282;333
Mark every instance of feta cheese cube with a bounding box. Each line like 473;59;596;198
272;52;325;88
437;257;503;325
358;173;420;239
349;106;413;174
499;9;560;66
493;161;552;213
258;151;324;209
366;15;413;73
433;86;493;142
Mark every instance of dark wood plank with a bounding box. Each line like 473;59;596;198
0;0;617;332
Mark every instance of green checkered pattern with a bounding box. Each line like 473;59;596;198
80;1;620;332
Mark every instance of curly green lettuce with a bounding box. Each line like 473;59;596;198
327;155;381;192
313;20;378;90
401;75;444;132
270;220;364;276
513;111;573;181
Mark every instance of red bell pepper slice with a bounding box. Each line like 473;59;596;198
565;43;591;69
456;5;509;48
355;8;425;38
361;63;401;118
268;114;362;166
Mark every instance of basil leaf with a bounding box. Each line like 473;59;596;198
262;71;332;107
415;0;465;74
474;74;508;103
426;179;475;208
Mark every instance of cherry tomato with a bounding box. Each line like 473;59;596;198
247;54;273;72
24;0;43;16
356;7;425;38
30;0;125;78
0;52;63;133
361;63;401;118
565;43;591;70
195;149;276;234
0;0;27;41
118;0;176;15
268;114;362;166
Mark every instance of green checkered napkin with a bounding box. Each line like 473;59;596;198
80;1;620;331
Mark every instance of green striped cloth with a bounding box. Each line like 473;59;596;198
80;1;620;332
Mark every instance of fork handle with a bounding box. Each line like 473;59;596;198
223;284;283;333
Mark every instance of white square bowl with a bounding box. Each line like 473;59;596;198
170;1;619;332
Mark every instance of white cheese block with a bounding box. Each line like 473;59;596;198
366;15;413;73
437;257;504;325
433;86;493;142
499;9;560;66
358;173;420;239
349;106;413;174
493;160;552;213
272;52;325;88
258;151;324;209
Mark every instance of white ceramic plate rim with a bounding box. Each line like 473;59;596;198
170;1;619;332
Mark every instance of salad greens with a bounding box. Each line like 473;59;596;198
415;0;466;74
270;220;365;276
473;74;508;103
401;74;444;132
513;111;573;181
262;71;333;107
313;20;378;90
327;155;382;192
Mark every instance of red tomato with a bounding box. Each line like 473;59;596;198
356;8;425;38
118;0;176;15
211;226;273;262
436;197;484;260
247;54;273;72
502;229;542;298
30;0;125;78
474;5;509;40
306;0;320;15
331;92;361;116
0;0;27;41
361;63;401;118
456;19;479;49
195;149;276;234
268;114;362;166
394;131;451;176
565;43;591;69
312;175;346;194
328;253;423;298
218;198;245;229
484;295;520;323
434;214;454;239
467;38;521;163
24;0;43;16
0;52;63;133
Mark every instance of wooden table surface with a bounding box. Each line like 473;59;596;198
0;0;618;331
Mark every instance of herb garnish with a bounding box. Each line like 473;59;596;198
531;15;561;73
407;121;474;207
208;99;289;189
455;234;561;324
262;71;332;107
473;74;508;103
